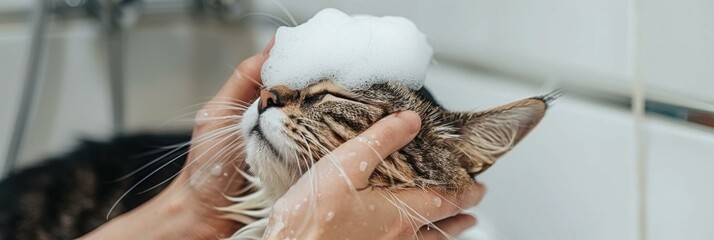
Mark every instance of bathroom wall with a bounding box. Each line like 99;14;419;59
0;15;259;166
1;1;713;239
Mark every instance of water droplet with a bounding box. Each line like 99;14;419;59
210;164;222;176
359;161;368;172
195;110;210;123
426;225;431;231
325;211;335;221
370;134;377;139
189;176;199;186
356;137;368;143
222;172;228;177
368;204;375;211
433;197;442;207
348;152;356;157
294;204;301;210
374;140;381;146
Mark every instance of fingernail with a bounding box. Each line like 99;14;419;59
462;213;478;224
394;111;421;134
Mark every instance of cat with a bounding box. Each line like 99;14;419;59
0;81;556;239
223;80;557;238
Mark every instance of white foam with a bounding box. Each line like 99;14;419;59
262;8;433;91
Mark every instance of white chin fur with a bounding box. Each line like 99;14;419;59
240;100;300;199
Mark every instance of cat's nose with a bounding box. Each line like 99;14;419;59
259;89;281;113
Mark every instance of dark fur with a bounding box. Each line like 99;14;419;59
0;133;189;240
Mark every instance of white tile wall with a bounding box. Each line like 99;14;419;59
426;65;639;240
641;0;714;104
646;117;714;240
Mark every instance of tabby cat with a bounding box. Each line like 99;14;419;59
0;80;556;239
225;80;556;238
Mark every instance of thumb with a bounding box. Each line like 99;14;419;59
316;111;422;190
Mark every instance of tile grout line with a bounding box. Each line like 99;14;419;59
631;0;648;240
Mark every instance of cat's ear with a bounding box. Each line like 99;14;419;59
453;96;551;175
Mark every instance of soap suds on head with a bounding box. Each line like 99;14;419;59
262;8;433;91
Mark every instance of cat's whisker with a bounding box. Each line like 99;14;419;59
356;140;399;187
125;141;188;161
221;163;242;196
238;12;291;28
203;100;252;108
234;68;265;89
291;143;313;236
297;116;403;193
381;191;419;235
293;130;322;236
118;126;240;180
307;137;364;206
167;143;246;197
107;124;243;218
184;130;243;185
209;94;256;106
112;140;192;182
424;188;468;214
106;135;231;219
156;98;250;128
264;0;298;27
380;191;455;240
139;133;244;196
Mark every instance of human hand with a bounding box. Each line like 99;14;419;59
265;111;486;239
82;39;274;239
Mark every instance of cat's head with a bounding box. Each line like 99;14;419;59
241;80;554;197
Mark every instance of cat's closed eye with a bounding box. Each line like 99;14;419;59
304;92;361;106
303;93;326;105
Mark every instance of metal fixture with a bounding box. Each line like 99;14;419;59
3;0;51;176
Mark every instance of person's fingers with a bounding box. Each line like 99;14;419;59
180;39;273;186
314;111;421;190
417;214;477;240
393;182;485;222
195;38;275;134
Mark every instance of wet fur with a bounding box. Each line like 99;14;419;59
228;80;552;239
